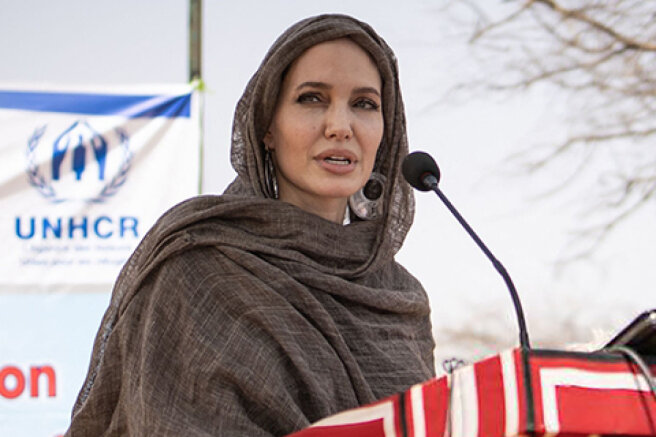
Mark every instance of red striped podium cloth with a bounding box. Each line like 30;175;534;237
287;348;656;437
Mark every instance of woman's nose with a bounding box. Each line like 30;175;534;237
324;104;353;141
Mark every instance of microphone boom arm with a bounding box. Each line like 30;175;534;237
423;174;531;349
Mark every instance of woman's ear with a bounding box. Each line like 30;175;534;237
263;131;275;150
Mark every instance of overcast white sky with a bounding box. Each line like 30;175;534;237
1;0;654;362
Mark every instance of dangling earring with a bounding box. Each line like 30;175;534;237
264;148;279;199
348;172;386;220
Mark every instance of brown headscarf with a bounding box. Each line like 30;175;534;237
226;13;415;273
66;14;434;437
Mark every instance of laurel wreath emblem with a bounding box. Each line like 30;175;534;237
26;125;132;203
26;125;56;201
92;129;132;203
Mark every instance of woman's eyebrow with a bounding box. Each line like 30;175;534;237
296;82;381;97
296;81;330;91
354;87;381;97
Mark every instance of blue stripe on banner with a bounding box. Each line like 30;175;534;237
0;90;192;118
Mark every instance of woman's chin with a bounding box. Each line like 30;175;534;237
314;186;360;202
314;178;367;199
278;177;365;208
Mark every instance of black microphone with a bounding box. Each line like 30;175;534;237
402;151;531;349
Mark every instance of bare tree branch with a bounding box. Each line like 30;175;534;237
448;0;656;259
470;2;534;42
534;0;656;51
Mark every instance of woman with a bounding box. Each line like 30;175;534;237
66;14;435;437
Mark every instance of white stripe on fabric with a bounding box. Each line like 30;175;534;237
501;349;519;437
410;383;427;437
451;365;478;437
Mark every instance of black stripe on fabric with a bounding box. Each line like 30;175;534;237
398;392;409;437
530;348;656;364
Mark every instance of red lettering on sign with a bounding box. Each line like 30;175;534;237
0;364;57;399
0;366;26;399
30;366;57;397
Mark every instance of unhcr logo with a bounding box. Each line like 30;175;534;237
26;120;132;203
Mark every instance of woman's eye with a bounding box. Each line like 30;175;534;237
297;93;322;103
353;99;380;110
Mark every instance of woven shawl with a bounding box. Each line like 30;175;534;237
66;14;435;437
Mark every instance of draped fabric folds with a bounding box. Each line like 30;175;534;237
66;14;435;437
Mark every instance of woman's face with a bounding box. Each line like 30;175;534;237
264;38;384;222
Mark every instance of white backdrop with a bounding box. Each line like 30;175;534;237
0;84;200;436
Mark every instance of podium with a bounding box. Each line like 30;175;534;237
287;348;656;437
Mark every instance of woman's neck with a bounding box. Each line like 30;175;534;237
279;191;347;224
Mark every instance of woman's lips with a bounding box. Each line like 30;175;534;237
315;150;358;174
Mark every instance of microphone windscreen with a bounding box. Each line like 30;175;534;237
402;151;441;191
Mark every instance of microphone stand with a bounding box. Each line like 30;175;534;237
422;174;531;349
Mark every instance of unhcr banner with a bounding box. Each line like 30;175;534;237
0;84;201;287
0;84;201;436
